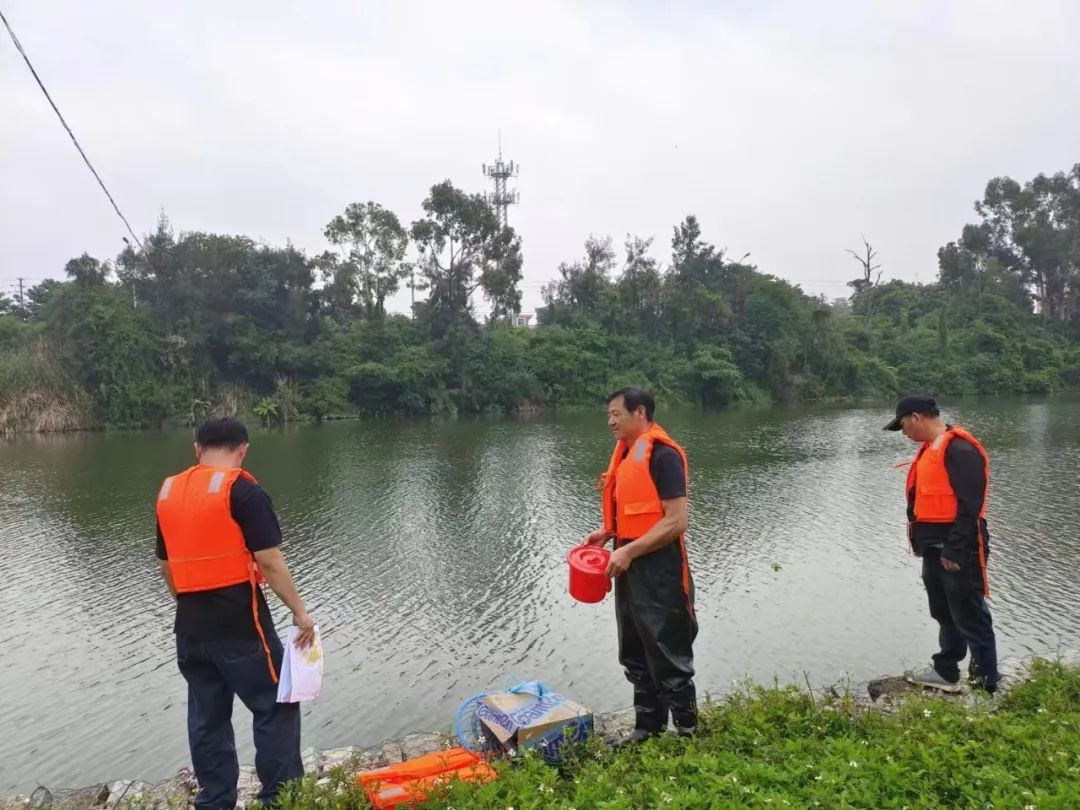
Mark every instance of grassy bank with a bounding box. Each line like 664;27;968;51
274;659;1080;810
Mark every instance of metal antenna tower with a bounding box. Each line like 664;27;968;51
482;132;519;228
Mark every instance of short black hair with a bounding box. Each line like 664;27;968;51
195;417;249;449
607;386;655;421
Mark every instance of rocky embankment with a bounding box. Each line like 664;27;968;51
4;652;1075;810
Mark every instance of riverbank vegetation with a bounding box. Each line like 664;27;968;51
273;658;1080;809
2;164;1079;432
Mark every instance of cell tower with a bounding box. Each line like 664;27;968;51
482;133;519;228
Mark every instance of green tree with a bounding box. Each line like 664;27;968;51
64;253;110;286
321;202;410;319
253;397;279;427
967;165;1080;322
410;181;523;338
43;281;166;426
663;216;732;347
681;345;748;408
616;235;664;337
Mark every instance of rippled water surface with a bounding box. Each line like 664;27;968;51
2;398;1079;792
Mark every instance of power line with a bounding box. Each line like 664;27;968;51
1;8;144;250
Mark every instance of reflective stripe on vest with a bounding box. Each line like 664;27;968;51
904;427;989;524
600;423;689;539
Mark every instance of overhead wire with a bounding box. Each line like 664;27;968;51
1;7;144;250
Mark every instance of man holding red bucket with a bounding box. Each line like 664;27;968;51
581;386;697;744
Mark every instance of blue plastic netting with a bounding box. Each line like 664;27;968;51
454;691;498;753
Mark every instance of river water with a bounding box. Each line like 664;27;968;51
2;398;1078;792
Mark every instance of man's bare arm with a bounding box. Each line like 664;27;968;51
254;547;316;648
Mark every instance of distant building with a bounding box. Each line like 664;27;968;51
511;313;534;328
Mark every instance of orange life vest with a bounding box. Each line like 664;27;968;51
905;427;989;523
156;465;278;682
904;426;991;595
600;422;689;539
357;748;496;809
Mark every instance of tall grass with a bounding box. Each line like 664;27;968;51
0;340;93;433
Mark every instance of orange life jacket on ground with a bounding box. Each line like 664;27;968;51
904;426;991;595
156;465;278;682
357;748;496;809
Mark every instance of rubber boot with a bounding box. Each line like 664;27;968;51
613;688;668;750
670;686;698;738
633;686;669;732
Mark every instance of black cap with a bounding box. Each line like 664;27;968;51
884;394;938;431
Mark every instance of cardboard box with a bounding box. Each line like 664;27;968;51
475;690;592;761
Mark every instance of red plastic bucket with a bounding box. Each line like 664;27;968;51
567;545;612;603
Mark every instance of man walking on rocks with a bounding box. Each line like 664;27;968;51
885;394;999;694
156;417;316;809
583;387;698;744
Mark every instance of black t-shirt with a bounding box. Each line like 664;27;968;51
649;445;687;500
156;476;281;639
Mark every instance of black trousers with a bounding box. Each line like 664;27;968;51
614;539;698;731
921;547;999;691
177;634;303;810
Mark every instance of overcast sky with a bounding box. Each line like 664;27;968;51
3;0;1078;315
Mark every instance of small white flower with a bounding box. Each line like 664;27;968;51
1038;708;1047;714
815;775;823;782
923;709;932;718
1025;805;1036;810
849;761;859;768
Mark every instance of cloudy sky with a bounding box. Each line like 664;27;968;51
2;0;1078;315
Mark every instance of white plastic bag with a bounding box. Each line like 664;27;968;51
276;625;324;703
